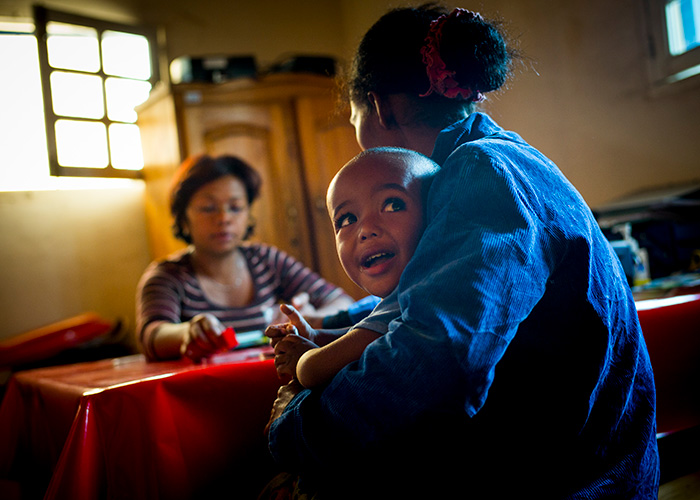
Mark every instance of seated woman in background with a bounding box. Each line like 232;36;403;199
136;154;354;362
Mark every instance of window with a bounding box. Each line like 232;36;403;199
0;8;158;190
34;7;159;179
0;22;53;191
666;0;700;55
643;0;700;91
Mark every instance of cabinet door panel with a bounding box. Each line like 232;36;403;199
296;96;364;299
181;102;315;269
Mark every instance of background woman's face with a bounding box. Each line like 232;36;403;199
184;175;251;255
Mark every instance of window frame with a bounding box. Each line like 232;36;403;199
34;6;160;179
642;0;700;94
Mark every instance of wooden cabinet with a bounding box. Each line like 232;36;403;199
138;74;364;298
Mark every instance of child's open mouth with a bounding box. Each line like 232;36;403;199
362;252;395;268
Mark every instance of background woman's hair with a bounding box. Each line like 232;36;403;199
343;2;518;124
169;154;262;243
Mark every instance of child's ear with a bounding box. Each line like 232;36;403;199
368;91;396;129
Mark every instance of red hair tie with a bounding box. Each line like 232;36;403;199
420;8;485;102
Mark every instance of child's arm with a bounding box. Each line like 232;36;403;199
296;327;381;388
266;303;352;348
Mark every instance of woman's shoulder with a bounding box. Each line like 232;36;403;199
144;248;193;278
240;241;292;262
159;247;193;266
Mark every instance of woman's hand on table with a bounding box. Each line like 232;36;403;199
181;313;229;362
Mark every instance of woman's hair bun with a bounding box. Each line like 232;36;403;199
438;10;512;95
347;3;515;107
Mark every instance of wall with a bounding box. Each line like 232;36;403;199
475;0;700;207
0;0;698;342
0;187;151;341
0;0;350;343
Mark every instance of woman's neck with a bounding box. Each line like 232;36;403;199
190;247;244;285
385;94;445;156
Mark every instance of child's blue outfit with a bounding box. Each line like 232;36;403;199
320;295;381;329
268;113;660;498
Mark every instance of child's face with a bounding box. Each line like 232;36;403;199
327;155;425;298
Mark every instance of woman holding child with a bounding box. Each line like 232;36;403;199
265;3;659;498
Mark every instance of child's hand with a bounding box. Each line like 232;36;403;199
278;303;318;344
273;334;318;381
265;322;296;349
270;292;315;324
265;303;319;347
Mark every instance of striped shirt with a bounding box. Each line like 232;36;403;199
136;243;348;360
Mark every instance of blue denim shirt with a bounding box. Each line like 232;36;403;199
268;113;659;498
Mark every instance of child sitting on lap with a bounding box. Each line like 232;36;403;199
266;147;439;387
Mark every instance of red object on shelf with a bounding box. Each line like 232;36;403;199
0;313;113;368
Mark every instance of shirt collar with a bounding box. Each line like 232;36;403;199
429;112;505;166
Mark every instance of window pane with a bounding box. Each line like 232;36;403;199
105;77;151;122
0;34;51;190
102;31;151;80
47;21;100;72
51;71;104;119
666;0;700;55
55;119;108;168
109;123;144;170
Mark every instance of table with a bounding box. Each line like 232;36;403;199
0;347;281;500
636;292;700;436
1;293;698;499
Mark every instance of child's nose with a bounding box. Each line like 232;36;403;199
358;216;382;240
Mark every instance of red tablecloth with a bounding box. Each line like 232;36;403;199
1;294;698;499
0;348;281;500
636;293;700;435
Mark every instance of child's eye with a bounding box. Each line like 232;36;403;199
383;197;406;212
334;213;356;231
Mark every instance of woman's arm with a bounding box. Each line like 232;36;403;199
296;328;381;388
136;258;231;361
136;261;186;360
146;321;187;360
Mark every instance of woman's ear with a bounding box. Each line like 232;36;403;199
368;91;396;129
